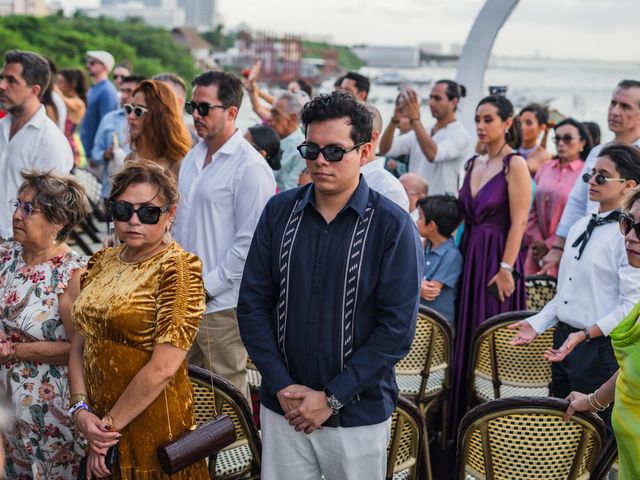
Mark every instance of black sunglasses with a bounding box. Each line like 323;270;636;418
620;213;640;238
185;101;227;116
554;135;580;144
123;103;148;118
582;172;627;186
297;142;364;162
108;201;169;224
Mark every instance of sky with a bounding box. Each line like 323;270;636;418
55;0;639;62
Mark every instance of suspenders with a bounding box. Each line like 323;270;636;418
277;198;375;371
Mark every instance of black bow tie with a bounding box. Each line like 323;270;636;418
572;210;621;260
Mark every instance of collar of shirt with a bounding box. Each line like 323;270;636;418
360;157;385;176
194;128;243;169
425;237;455;256
280;127;304;147
294;175;371;220
550;157;584;171
1;105;47;142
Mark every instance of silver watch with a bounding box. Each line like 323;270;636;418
325;391;343;415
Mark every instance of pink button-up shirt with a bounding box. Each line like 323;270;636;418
524;157;584;276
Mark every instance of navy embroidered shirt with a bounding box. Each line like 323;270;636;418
237;177;423;427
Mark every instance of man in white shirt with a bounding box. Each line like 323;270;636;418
0;50;73;239
400;173;429;223
269;91;305;191
540;79;640;274
509;144;640;426
379;80;471;196
361;105;409;211
174;71;276;402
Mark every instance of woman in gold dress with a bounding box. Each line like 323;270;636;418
68;160;208;479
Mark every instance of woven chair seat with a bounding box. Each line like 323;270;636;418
247;366;261;391
397;369;445;396
525;275;557;311
393;469;411;480
473;375;550;402
216;440;253;476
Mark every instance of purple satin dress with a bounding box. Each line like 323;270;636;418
449;153;527;435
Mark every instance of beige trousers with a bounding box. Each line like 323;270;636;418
187;308;251;404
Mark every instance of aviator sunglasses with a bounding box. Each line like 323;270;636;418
620;213;640;238
582;172;627;186
185;101;227;116
123;104;148;118
297;142;364;162
108;201;169;224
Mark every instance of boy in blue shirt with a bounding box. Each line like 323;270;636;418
416;194;463;324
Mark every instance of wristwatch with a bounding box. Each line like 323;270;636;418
324;389;343;415
499;261;514;272
582;328;591;342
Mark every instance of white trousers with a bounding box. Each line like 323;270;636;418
260;406;392;480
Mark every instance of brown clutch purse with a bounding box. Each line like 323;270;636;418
157;413;236;474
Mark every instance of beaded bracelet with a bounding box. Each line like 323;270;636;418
72;406;90;426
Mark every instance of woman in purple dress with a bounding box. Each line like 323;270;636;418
449;95;531;434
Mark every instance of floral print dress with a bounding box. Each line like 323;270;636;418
0;241;87;480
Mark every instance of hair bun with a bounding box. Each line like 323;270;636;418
459;84;466;98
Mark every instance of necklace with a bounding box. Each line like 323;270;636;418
115;243;169;280
477;142;508;166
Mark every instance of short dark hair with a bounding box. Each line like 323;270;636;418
248;124;282;170
300;90;372;144
583;121;601;146
598;143;640;184
343;72;370;97
416;194;462;237
477;95;521;149
334;75;345;88
435;79;466;101
192;70;243;108
555;118;593;160
519;103;549;126
295;78;313;98
4;50;50;98
121;74;146;85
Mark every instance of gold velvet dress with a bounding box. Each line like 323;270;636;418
72;242;209;479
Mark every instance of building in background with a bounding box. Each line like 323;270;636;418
0;0;47;15
351;45;420;68
178;0;217;32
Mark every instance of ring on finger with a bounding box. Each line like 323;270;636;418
93;440;98;447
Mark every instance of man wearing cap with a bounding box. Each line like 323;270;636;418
80;51;118;175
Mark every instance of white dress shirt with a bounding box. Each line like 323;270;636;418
528;210;640;336
557;138;640;238
0;105;74;238
361;157;410;211
174;129;276;313
386;120;471;196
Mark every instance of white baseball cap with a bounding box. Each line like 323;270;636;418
86;51;115;72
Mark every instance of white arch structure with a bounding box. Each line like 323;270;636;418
455;0;520;136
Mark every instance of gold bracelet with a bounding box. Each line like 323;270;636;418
69;393;90;406
593;389;609;410
587;393;607;412
103;413;120;432
72;407;89;426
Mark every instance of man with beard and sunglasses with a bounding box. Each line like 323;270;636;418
174;71;276;403
540;79;640;274
0;50;73;240
237;91;422;479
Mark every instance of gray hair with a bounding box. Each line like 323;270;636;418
17;171;91;242
4;50;51;99
277;91;305;116
365;104;383;133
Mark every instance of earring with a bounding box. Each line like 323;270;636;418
163;224;173;245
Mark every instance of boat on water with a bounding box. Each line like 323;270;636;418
373;72;411;86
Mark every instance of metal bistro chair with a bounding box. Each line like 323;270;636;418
525;274;557;311
395;306;453;448
468;311;555;407
188;365;261;480
70;167;107;255
386;396;432;480
457;397;606;480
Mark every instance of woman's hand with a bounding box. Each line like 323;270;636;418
507;320;538;346
75;410;121;452
487;268;515;303
564;391;596;421
544;332;584;362
0;339;15;363
87;445;112;479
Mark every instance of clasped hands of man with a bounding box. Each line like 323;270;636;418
277;385;334;434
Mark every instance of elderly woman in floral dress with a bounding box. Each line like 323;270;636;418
0;171;90;479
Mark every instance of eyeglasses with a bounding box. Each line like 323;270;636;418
10;200;41;218
123;104;148;118
582;172;628;185
108;201;169;224
85;58;96;66
114;74;125;80
185;101;227;116
297;142;365;162
554;134;580;144
619;213;640;238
